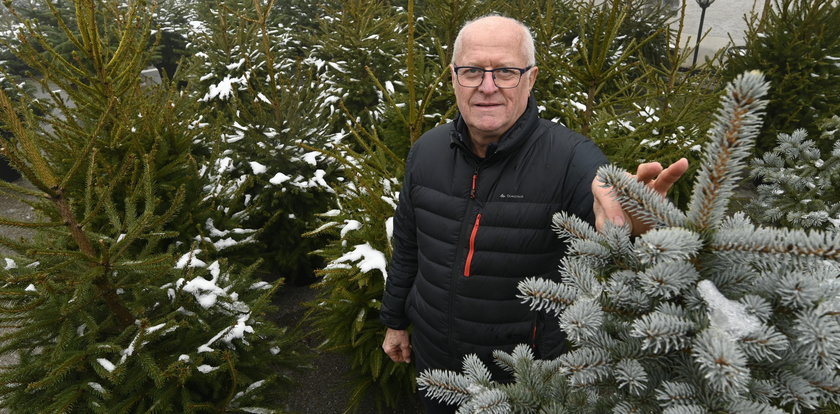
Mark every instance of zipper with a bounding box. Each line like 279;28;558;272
463;213;481;276
449;162;481;355
470;171;478;199
464;166;481;276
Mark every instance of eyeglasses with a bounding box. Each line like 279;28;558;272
453;65;533;89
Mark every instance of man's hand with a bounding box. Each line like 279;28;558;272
382;328;411;363
592;158;689;235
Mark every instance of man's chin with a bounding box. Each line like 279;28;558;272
467;124;506;141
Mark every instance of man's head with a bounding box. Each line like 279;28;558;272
451;15;538;147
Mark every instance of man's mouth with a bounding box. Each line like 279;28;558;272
475;103;501;107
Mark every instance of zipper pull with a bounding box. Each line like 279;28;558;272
464;213;482;277
470;171;478;199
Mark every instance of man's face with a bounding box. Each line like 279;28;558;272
451;19;538;144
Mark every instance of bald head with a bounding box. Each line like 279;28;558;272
451;15;536;67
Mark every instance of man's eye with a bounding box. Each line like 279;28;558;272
464;68;482;75
496;68;515;76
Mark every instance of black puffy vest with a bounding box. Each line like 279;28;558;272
381;96;608;373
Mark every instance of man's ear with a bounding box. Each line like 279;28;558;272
450;64;457;87
528;66;539;90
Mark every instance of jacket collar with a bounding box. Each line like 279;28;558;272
450;95;540;161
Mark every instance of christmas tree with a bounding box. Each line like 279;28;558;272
418;72;840;413
748;116;840;233
0;1;302;411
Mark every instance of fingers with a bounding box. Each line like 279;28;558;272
635;161;663;183
399;340;411;363
592;178;628;232
635;159;689;195
650;158;688;195
382;329;411;363
592;158;689;235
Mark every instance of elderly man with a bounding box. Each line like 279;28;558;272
380;15;687;413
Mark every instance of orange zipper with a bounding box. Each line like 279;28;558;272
464;213;481;277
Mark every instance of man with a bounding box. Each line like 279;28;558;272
380;15;687;413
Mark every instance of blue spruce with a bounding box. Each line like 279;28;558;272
418;72;840;413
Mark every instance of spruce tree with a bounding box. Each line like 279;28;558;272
305;0;454;409
0;0;302;411
747;116;840;233
181;0;337;284
418;72;840;413
723;0;840;155
310;0;404;128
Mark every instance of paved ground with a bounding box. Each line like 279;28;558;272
275;284;423;414
672;0;763;63
0;176;34;414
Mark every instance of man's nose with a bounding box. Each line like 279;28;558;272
478;71;498;93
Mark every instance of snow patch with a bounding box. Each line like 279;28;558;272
340;220;362;238
249;161;267;175
203;75;243;101
269;172;291;185
250;281;272;290
97;358;116;373
175;249;207;269
179;262;225;309
4;258;16;270
197;364;218;373
697;280;761;339
198;314;254;353
146;323;167;334
328;243;387;279
301;151;319;166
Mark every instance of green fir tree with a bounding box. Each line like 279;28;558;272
723;0;840;155
181;0;337;285
0;0;302;411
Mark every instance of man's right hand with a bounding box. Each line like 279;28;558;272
382;328;411;363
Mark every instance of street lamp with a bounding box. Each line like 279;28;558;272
692;0;716;67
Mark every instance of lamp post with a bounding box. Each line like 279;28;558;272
692;0;716;67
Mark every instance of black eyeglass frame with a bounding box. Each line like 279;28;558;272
452;65;534;89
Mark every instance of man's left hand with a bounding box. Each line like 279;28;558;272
592;158;689;236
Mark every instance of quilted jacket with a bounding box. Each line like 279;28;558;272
380;96;608;373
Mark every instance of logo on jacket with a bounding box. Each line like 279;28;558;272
499;193;525;199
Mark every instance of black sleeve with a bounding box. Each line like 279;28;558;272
565;138;609;227
379;146;419;330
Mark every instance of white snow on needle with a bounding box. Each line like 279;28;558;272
249;161;267;175
97;358;116;373
697;280;761;339
175;249;207;269
3;258;16;270
328;243;388;279
269;172;291;185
